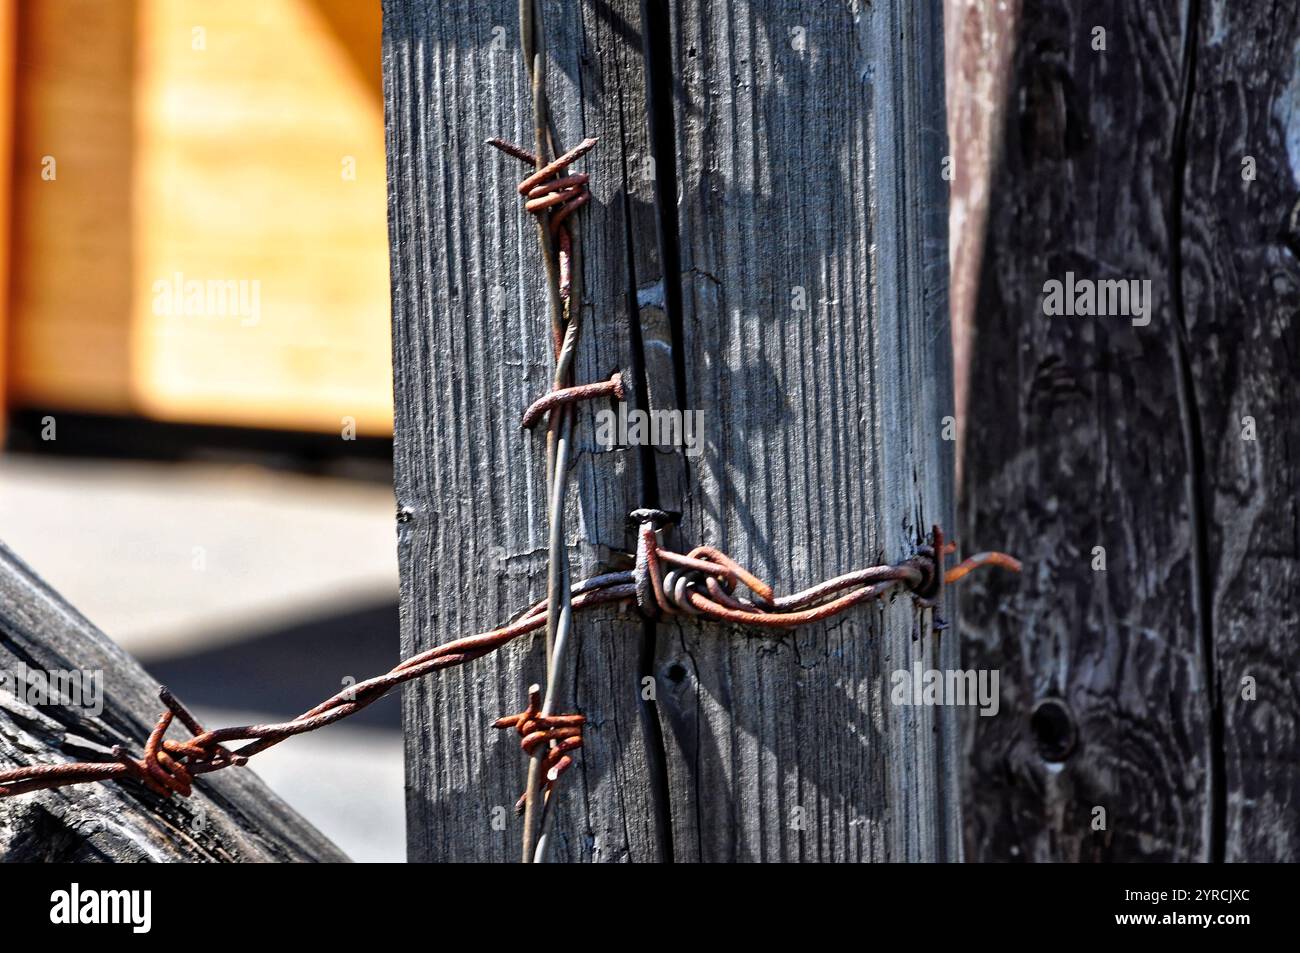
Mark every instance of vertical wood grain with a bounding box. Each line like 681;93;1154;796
385;0;663;862
960;0;1300;861
387;0;955;861
1184;0;1300;862
655;0;955;862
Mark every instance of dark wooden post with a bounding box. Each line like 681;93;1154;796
0;543;345;862
959;0;1300;861
385;0;955;862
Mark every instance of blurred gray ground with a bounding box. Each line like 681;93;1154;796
0;455;404;862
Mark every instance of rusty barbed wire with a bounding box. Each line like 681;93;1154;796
486;134;597;355
0;531;1018;800
494;686;585;812
0;0;1023;863
486;0;609;861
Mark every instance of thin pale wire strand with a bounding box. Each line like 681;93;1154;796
519;0;581;864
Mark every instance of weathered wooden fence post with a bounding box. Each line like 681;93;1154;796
385;0;955;862
958;0;1300;861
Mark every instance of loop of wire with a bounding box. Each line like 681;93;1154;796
494;685;585;813
632;520;1018;628
487;134;596;329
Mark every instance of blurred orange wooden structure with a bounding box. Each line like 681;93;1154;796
4;0;392;437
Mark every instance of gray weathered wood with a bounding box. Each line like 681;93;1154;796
654;0;957;862
385;0;661;863
959;0;1300;861
386;0;955;861
0;541;347;862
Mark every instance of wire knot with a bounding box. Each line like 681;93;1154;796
629;519;1018;627
108;687;246;799
494;686;585;814
487;135;597;304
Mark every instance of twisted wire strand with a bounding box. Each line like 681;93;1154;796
0;532;1017;799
